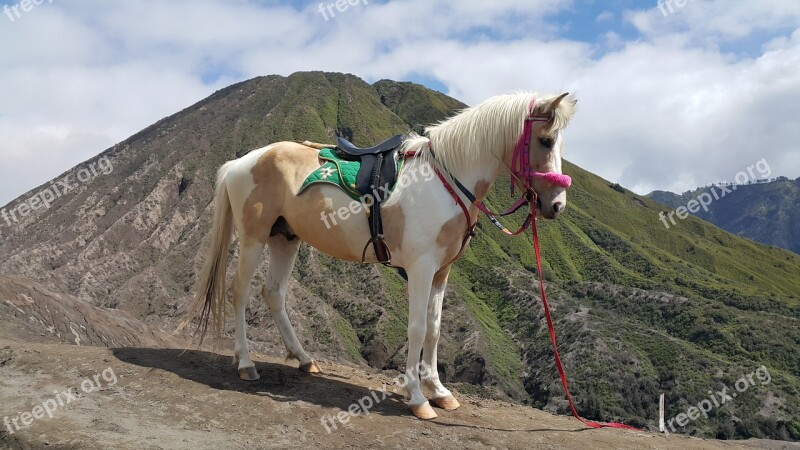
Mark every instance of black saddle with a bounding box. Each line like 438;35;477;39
334;135;404;264
337;134;404;156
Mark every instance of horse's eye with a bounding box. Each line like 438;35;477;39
539;137;554;149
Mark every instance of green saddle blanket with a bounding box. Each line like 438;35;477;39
299;148;403;200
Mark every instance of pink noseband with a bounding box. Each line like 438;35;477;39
525;171;572;189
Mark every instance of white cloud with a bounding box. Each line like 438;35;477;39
1;0;798;205
629;0;800;45
596;11;613;23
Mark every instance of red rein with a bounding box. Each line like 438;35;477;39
520;99;637;431
531;209;640;431
434;97;639;431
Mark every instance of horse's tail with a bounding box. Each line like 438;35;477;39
177;161;236;343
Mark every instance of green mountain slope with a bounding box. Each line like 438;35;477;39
373;79;467;133
448;168;800;438
647;178;800;254
1;73;797;441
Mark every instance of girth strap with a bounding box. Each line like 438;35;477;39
361;151;392;264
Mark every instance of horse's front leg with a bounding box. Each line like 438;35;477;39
422;265;460;411
404;261;438;420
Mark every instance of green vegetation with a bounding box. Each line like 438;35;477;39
648;177;800;255
373;80;467;133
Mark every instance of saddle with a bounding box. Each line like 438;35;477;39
334;134;404;264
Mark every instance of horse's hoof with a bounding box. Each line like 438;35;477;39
299;361;321;374
238;367;260;381
431;395;460;411
410;402;438;420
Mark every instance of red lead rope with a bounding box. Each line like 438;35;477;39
428;94;640;429
531;213;640;431
434;162;641;430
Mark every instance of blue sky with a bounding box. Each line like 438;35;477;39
1;0;799;206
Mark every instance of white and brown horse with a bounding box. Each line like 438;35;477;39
182;91;577;419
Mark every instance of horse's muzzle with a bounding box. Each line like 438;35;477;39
536;196;565;220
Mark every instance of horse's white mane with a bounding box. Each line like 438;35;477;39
403;92;576;178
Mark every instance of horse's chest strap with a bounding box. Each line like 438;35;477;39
434;166;477;261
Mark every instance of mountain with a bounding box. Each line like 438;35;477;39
1;72;798;441
373;79;467;133
647;178;800;254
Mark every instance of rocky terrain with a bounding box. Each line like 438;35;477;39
2;284;796;449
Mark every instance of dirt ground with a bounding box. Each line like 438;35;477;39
2;339;797;450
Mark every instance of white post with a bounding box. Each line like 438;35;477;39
659;393;666;433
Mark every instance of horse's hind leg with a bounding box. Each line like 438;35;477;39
233;238;266;381
263;235;320;373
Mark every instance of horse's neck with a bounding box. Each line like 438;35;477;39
453;163;502;202
425;106;523;201
430;139;507;202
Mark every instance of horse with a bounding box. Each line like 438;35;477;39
181;91;577;420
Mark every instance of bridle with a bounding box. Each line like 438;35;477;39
510;98;573;194
428;97;573;244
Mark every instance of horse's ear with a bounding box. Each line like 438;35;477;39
545;93;574;114
542;93;577;130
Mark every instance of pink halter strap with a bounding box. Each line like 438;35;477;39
524;171;572;189
510;98;572;194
